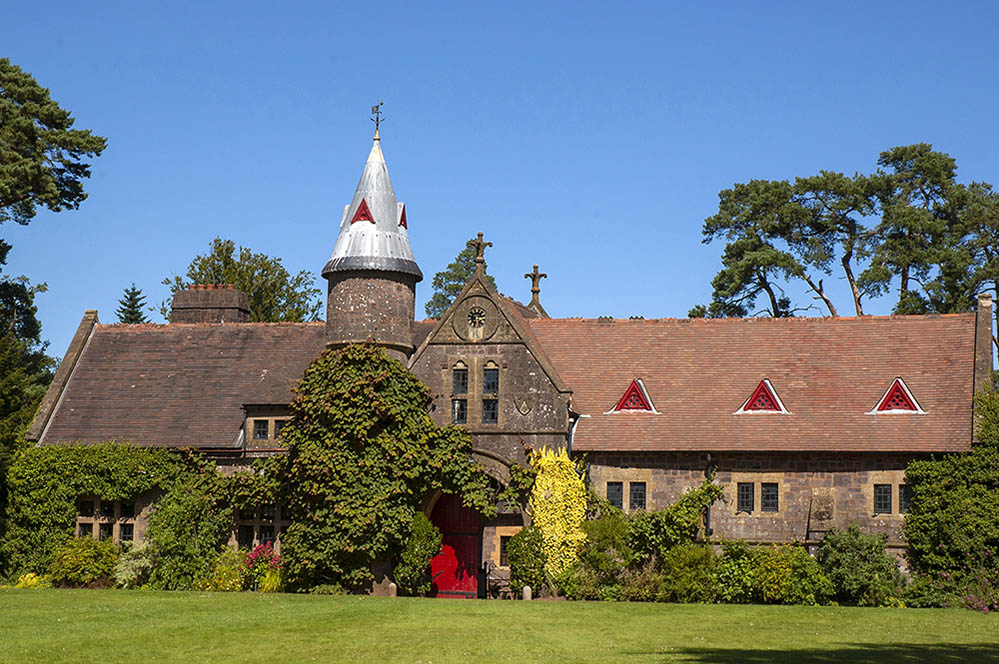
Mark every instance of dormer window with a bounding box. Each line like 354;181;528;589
734;379;789;415
253;420;269;440
608;379;656;413
868;378;924;414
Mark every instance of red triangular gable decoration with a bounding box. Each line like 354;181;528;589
742;380;782;412
398;204;407;228
350;198;375;224
614;380;653;412
876;379;918;412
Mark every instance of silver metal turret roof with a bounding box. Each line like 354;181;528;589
322;130;423;281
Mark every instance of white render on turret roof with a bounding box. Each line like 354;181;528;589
322;130;422;280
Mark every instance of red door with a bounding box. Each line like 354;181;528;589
429;494;480;599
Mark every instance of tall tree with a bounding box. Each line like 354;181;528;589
0;58;106;225
792;172;877;316
424;237;497;319
116;283;149;324
958;182;999;348
161;237;322;322
697;180;826;317
861;144;958;313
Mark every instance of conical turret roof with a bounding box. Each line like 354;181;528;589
322;131;423;280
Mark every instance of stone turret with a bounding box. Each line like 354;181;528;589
322;130;422;362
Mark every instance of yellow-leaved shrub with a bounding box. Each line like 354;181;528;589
529;447;587;579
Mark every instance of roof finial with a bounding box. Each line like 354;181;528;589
371;98;384;138
470;232;492;267
524;264;549;318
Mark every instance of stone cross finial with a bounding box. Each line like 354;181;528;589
470;232;492;265
525;264;547;295
524;264;549;318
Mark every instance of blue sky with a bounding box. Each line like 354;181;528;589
4;1;998;356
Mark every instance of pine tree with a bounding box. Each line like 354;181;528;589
424;237;497;319
116;284;148;324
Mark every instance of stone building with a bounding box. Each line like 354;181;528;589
28;130;996;598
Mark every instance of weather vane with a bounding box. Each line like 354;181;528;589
371;98;384;132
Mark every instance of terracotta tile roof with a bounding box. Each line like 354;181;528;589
40;322;327;448
527;314;978;453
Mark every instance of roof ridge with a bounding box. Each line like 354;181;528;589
527;312;975;325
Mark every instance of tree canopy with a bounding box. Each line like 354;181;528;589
0;58;106;226
424;236;496;319
693;144;999;341
162;237;322;322
116;283;148;324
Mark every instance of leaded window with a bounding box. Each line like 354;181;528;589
253;419;269;440
78;522;93;538
452;368;468;394
899;484;913;514
483;368;499;394
120;524;134;542
737;482;754;513
499;535;511;567
77;499;94;517
482;398;498;424
237;525;255;550
100;500;114;518
274;419;287;437
259;525;275;545
99;523;114;541
874;484;892;514
120;501;135;519
761;483;779;512
607;482;624;510
629;482;647;511
451;398;467;424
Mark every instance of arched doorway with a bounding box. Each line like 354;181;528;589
429;494;480;599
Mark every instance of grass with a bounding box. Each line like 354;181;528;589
1;589;997;663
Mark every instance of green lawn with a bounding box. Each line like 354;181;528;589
1;590;997;663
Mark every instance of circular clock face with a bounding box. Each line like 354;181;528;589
452;296;499;341
468;306;486;328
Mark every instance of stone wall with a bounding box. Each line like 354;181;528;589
326;271;416;362
585;451;926;549
411;342;570;469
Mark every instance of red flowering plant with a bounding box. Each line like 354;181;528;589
244;543;282;590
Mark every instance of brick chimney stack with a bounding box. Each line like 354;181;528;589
170;284;251;323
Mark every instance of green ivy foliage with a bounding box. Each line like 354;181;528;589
629;479;723;562
2;443;186;577
393;512;442;596
905;383;999;581
145;473;234;590
277;344;495;591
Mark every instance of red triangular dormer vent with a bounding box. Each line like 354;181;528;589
612;380;654;412
398;204;407;228
350;198;375;224
735;379;788;414
871;378;922;413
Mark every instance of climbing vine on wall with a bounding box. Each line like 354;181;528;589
276;344;496;591
2;443;189;576
529;447;587;579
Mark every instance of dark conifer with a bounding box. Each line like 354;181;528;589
116;284;148;324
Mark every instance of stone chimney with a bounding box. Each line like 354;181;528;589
170;284;250;323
